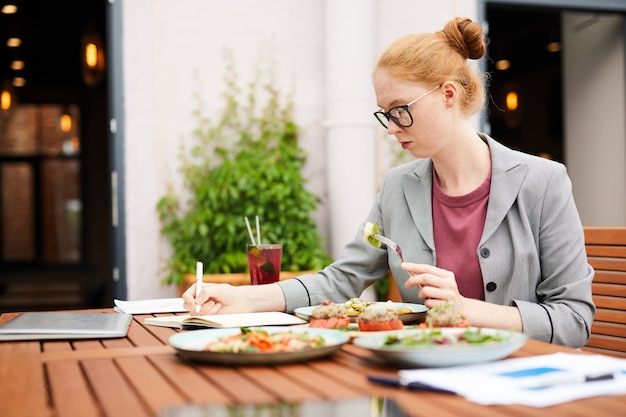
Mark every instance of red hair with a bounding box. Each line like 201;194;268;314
375;17;488;116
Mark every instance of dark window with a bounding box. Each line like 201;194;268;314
0;103;82;265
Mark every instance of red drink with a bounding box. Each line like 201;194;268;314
246;244;282;285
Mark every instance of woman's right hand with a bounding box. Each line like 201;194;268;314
181;282;238;316
181;281;287;316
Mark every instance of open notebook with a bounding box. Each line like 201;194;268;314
144;312;307;329
0;312;132;341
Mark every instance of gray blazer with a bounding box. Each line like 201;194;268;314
280;134;595;348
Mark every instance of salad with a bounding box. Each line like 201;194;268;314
383;328;509;347
344;298;372;315
203;327;327;353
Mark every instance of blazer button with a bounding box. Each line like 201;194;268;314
486;282;497;292
480;247;490;258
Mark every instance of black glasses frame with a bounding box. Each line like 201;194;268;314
373;85;441;129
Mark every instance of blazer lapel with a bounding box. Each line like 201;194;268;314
481;136;527;243
402;160;435;250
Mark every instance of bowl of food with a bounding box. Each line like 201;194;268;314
354;326;527;367
169;326;350;365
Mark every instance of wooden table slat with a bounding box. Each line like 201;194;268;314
196;366;281;403
239;366;325;403
82;357;152;417
115;355;187;415
0;342;50;417
42;340;74;352
47;360;100;417
0;312;20;325
42;344;174;362
148;353;233;404
137;314;181;344
72;339;106;351
102;336;135;348
265;361;363;400
308;359;372;391
125;318;168;347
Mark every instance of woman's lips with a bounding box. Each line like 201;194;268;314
400;141;411;150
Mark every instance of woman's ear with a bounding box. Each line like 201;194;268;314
441;81;458;107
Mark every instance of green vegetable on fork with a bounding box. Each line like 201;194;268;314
363;222;413;277
363;222;382;248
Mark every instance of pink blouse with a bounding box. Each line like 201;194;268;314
432;169;491;300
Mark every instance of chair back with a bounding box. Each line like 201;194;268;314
582;227;626;357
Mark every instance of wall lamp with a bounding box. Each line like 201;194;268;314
81;24;106;87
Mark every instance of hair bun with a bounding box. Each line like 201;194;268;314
439;17;486;60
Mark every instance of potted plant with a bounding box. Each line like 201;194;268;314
157;52;333;290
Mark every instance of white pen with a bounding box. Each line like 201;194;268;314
523;371;615;390
195;261;203;313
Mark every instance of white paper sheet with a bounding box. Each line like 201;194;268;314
399;352;626;407
114;298;187;314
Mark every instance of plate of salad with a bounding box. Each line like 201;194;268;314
353;327;527;367
169;326;350;365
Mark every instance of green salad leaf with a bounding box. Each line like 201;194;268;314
383;328;509;347
363;222;382;248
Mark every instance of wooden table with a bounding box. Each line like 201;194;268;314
1;309;625;417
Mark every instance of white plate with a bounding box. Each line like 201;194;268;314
294;302;428;324
169;326;349;365
353;327;527;368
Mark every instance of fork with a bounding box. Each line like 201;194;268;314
372;234;405;263
372;234;422;289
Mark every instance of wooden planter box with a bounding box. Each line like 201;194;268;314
178;271;313;297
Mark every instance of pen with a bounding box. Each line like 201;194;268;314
367;375;456;394
195;261;203;313
523;372;616;390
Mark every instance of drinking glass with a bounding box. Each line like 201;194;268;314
246;244;282;285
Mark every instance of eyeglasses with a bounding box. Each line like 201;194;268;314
373;85;441;129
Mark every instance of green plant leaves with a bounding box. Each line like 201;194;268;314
157;52;333;285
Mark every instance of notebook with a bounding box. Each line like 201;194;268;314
144;311;307;329
0;311;133;341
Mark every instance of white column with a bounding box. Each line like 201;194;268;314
324;0;377;258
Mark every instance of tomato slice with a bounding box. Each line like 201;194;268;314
358;319;403;331
309;317;350;328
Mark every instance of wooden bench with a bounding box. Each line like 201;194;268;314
582;226;626;357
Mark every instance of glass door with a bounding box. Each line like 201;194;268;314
0;103;82;265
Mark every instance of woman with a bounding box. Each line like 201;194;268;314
183;17;595;348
